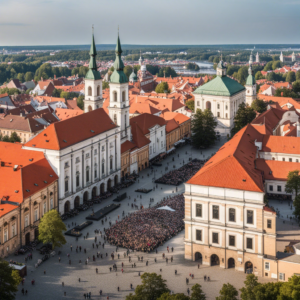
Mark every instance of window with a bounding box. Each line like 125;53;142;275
197;101;199;106
161;131;163;137
282;158;285;161
110;142;114;148
110;157;113;170
267;220;272;229
113;91;117;102
272;157;275;160
247;210;254;224
269;185;273;191
65;179;69;193
217;112;220;117
76;157;80;163
212;205;219;219
297;159;299;163
102;161;105;174
277;185;282;192
225;105;228;110
86;153;90;159
50;198;53;210
76;172;80;187
229;208;235;222
229;235;235;247
4;230;8;242
114;114;117;125
34;209;38;222
102;146;105;152
196;204;202;217
279;273;285;281
88;86;92;96
43;202;46;215
289;158;292;162
97;85;100;96
217;103;220;109
94;169;97;178
25;215;29;227
265;262;270;271
12;224;16;237
225;113;228;118
196;230;202;241
212;232;219;244
64;162;69;168
150;146;152;155
161;141;163;148
122;91;125;102
94;149;97;155
246;237;253;249
86;167;90;182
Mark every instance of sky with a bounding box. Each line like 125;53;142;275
0;0;300;46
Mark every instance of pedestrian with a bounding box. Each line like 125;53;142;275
100;290;102;296
70;245;73;252
22;288;24;295
59;257;61;263
25;290;28;296
62;282;64;286
117;286;120;292
79;278;81;282
198;264;200;269
187;288;190;296
96;268;98;274
175;270;177;275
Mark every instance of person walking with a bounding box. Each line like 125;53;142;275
187;288;190;296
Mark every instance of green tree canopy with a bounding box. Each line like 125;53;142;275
0;258;20;300
252;282;282;300
38;209;67;249
240;274;259;300
286;71;296;83
191;108;217;149
10;132;21;143
155;82;170;93
17;73;24;83
285;170;300;197
24;71;33;82
124;65;133;79
216;283;238;300
185;63;200;71
292;80;300;94
146;64;160;75
102;81;109;89
278;275;300;299
275;87;298;98
158;293;190;300
251;99;267;113
255;71;264;80
190;283;206;300
186;99;195;112
264;61;274;71
272;60;282;70
0;87;21;95
77;95;84;110
60;91;69;99
296;70;300;81
157;67;177;78
231;103;256;136
125;273;170;300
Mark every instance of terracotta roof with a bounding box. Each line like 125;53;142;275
258;95;300;110
261;135;300;154
129;102;161;115
24;108;116;150
130;121;151;149
55;108;84;121
166;119;179;133
263;206;276;214
130;113;166;135
66;99;81;110
0;93;9;99
0;142;57;218
188;125;264;192
121;140;136;154
161;112;190;125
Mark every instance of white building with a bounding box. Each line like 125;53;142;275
193;59;245;130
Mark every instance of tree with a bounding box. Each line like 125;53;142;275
293;80;300;94
24;71;33;82
252;282;282;300
251;99;267;113
146;64;160;75
240;274;259;300
190;283;206;300
279;275;300;299
191;108;217;149
272;60;282;70
293;195;300;223
158;293;190;300
186;63;200;71
77;95;84;110
11;270;22;286
275;87;298;98
2;135;10;142
60;91;69;99
286;71;296;83
9;132;21;143
0;87;20;95
155;82;170;93
17;73;24;83
231;103;256;136
124;65;133;79
157;67;177;78
285;170;300;198
125;273;170;300
296;70;300;81
255;71;264;80
264;61;273;71
102;81;109;89
38;209;67;250
216;283;238;300
0;258;20;300
186;99;195;112
25;88;34;94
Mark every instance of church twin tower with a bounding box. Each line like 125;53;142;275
84;32;131;144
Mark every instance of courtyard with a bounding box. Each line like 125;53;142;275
11;138;277;299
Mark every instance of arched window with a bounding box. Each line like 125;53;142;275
97;86;100;96
206;101;211;110
217;103;220;109
76;171;80;187
217;112;220;117
88;105;92;112
225;113;228;119
86;166;90;183
114;114;117;125
113;91;117;102
122;91;126;102
88;86;92;96
94;163;97;178
102;159;105;174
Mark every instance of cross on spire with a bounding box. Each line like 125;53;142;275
92;24;94;34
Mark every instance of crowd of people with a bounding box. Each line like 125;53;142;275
155;159;203;186
105;194;184;252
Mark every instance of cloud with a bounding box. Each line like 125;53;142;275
0;22;29;26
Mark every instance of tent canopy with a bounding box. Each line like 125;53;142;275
157;206;175;212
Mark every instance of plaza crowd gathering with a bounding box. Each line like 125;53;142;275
105;194;184;252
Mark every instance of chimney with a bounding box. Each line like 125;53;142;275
54;75;56;80
41;77;43;81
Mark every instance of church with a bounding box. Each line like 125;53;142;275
193;56;256;131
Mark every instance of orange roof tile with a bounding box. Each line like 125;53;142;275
121;140;136;154
55;108;84;121
166;119;179;133
261;135;300;154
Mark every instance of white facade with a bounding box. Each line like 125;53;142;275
24;129;121;213
84;78;103;112
148;124;166;160
108;81;131;145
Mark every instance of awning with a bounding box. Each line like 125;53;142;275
157;206;175;212
167;147;176;154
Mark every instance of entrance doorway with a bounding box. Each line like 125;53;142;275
245;261;253;274
195;252;202;264
64;201;70;214
74;196;80;208
100;183;105;195
228;258;235;268
114;175;118;186
25;232;30;245
83;191;88;203
92;187;97;198
107;179;112;190
210;254;220;266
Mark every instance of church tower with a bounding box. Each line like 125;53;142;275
249;51;253;65
245;59;256;106
84;31;103;112
108;33;131;144
256;52;260;63
292;52;296;62
280;52;284;62
139;51;143;66
216;56;226;77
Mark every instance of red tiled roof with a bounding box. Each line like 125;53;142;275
166;119;179;133
261;135;300;154
188;125;264;192
121;140;136;154
24;108;116;150
55;108;84;121
130;122;150;149
130;113;166;135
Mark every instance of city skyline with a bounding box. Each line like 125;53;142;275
0;0;300;46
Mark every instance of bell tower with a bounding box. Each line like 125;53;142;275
245;59;256;106
84;28;103;112
108;32;131;144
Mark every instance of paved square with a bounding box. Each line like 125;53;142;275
11;138;274;300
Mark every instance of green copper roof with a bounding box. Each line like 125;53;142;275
217;60;226;69
110;33;128;84
246;65;256;86
193;76;245;97
85;33;101;80
129;70;137;82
